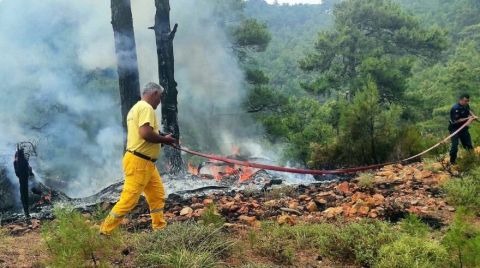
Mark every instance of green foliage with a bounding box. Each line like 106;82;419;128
357;172;375;188
399;214;430;238
300;0;446;101
260;97;336;164
443;167;480;213
456;151;480;173
250;222;322;264
375;236;448;268
336;80;403;164
199;204;225;228
232;19;271;52
135;222;234;268
442;210;480;268
245;68;269;85
318;220;397;267
41;206;122;267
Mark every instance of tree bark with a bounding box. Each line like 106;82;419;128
111;0;141;136
152;0;182;174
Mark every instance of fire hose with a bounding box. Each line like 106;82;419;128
171;117;475;175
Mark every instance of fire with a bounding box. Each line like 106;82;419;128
187;162;198;175
187;161;258;182
186;146;258;181
239;167;257;182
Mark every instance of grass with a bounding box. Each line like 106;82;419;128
135;222;234;268
442;167;480;213
41;206;124;267
199;204;225;228
263;186;296;199
375;236;448;268
442;209;480;268
357;172;375;188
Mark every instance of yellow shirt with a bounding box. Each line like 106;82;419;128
126;100;160;159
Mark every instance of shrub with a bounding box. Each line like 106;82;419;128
357;172;375;188
442;173;480;213
199;204;225;228
135;222;234;268
250;222;296;264
41;206;123;267
399;214;430;238
456;151;480;172
442;210;480;268
375;236;448;268
318;220;397;267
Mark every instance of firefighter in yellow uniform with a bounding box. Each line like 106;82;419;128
100;82;176;235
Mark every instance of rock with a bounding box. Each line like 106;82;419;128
179;207;193;216
358;206;370;215
417;170;433;180
377;171;395;178
306;201;318;212
239;215;261;227
336;182;351;194
203;199;214;206
264;200;277;207
277;215;296;226
288;201;299;209
280;207;302;215
324;207;344;218
298;194;310;201
351;192;367;203
191;203;204;209
369;211;378;218
316;198;327;205
372;194;385;206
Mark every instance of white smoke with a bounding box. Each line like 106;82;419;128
0;0;271;197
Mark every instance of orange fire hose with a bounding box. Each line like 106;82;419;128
171;117;475;175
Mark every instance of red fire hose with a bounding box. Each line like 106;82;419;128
172;118;475;175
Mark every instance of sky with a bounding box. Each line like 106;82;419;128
264;0;323;4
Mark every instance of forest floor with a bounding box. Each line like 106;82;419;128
0;159;478;267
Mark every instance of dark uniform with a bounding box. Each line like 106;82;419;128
13;148;33;218
449;103;473;164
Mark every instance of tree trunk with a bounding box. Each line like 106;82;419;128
152;0;183;174
111;0;141;137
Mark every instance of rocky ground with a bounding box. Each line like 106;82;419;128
0;161;460;267
2;162;455;234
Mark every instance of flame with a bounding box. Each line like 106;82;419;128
187;163;198;175
239;166;257;182
185;144;259;182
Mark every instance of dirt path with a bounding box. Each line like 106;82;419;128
0;230;47;268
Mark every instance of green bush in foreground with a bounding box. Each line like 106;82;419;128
318;220;397;267
442;210;480;268
135;222;234;268
375;236;448;268
199;204;225;228
443;173;480;213
42;206;122;267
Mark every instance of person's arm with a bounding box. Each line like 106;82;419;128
139;124;176;144
469;110;479;121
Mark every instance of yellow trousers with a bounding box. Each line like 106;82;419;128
100;152;166;234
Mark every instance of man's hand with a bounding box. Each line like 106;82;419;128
139;124;177;145
163;134;177;145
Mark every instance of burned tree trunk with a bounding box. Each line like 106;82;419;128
111;0;141;135
151;0;182;174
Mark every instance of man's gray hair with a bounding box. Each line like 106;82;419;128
142;82;164;95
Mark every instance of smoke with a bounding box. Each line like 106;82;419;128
0;0;270;198
0;0;122;197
